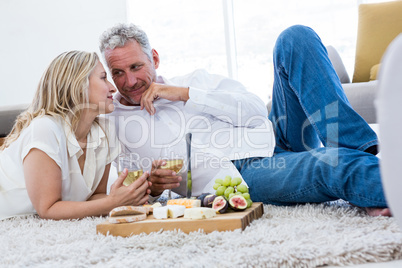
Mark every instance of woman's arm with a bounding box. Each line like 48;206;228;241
23;148;150;220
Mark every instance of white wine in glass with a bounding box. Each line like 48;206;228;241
160;146;185;199
118;169;144;186
118;153;143;186
160;159;184;173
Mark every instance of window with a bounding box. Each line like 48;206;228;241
127;0;389;103
232;0;359;101
127;0;228;79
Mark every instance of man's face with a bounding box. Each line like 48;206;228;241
105;40;159;106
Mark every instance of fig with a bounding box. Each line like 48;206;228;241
228;193;236;199
228;195;247;211
203;194;216;207
212;196;228;214
197;193;211;207
197;193;210;207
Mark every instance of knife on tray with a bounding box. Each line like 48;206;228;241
185;133;192;198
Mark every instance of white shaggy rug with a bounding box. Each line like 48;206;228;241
1;202;402;268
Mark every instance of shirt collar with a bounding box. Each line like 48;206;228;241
87;121;105;149
62;117;106;158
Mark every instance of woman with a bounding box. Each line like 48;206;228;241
0;51;151;220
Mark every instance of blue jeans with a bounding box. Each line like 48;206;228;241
234;25;387;208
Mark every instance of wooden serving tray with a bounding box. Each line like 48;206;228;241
96;202;264;237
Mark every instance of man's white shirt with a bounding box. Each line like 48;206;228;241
108;69;275;196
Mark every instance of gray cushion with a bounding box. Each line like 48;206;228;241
266;46;376;124
266;81;377;124
0;104;29;137
326;45;351;84
342;81;377;124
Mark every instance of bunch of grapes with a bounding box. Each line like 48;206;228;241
213;175;253;208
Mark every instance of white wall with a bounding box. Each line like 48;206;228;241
0;0;127;107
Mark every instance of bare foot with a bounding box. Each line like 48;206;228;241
365;208;392;217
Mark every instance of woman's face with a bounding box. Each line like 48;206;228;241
88;61;117;114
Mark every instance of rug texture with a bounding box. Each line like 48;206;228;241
1;202;402;268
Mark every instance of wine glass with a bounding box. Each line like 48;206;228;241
159;144;186;199
117;152;143;186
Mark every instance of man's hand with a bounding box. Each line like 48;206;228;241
140;83;189;115
148;159;182;196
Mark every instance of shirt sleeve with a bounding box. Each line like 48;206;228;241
181;69;268;127
20;117;63;168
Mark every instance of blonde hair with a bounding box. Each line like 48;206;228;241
1;51;99;150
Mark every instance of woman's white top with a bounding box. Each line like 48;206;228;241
0;115;120;220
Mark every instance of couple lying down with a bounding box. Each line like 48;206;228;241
0;24;391;221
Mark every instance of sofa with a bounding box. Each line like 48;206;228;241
0;104;28;138
267;0;402;124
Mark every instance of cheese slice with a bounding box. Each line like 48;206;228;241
167;199;201;208
184;207;216;220
153;205;186;219
167;205;186;218
142;202;163;215
151;202;162;208
153;206;169;219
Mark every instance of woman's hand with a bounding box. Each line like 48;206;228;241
148;159;182;196
108;168;151;206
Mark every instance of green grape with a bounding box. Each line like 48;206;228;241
224;186;235;199
222;176;231;187
213;183;221;190
237;184;249;193
242;193;251;200
246;199;253;208
230;177;242;187
187;171;192;190
228;193;236;199
216;186;227;196
215;178;223;184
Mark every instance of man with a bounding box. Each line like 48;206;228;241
100;23;390;216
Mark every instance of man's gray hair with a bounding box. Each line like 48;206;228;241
99;23;153;63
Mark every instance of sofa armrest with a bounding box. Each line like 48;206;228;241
0;104;29;137
266;81;378;124
342;81;377;124
326;45;350;84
